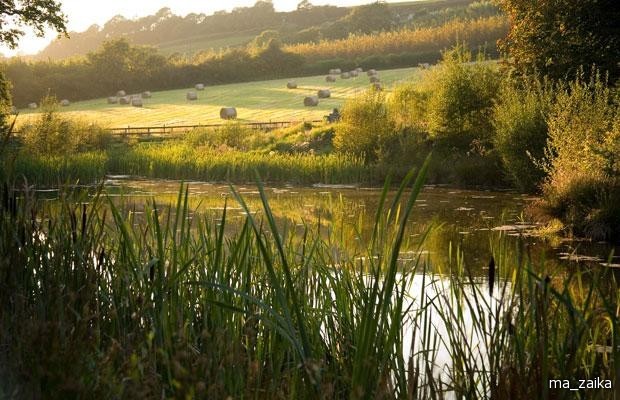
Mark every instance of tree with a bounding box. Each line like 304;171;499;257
297;0;313;10
345;2;393;34
0;0;67;49
496;0;620;82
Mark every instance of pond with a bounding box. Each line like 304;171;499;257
29;176;620;397
48;176;615;275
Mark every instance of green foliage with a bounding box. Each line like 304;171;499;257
388;80;429;134
492;77;553;191
425;44;501;147
496;0;620;82
0;71;13;132
0;0;67;49
343;2;394;34
334;89;395;163
19;96;111;156
185;123;253;150
539;72;620;240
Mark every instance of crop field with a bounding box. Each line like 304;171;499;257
15;67;421;128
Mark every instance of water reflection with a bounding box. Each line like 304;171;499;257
36;175;619;275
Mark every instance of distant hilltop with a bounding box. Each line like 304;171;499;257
30;0;497;61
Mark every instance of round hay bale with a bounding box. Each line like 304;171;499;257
131;98;143;107
28;102;38;109
329;68;341;75
304;96;319;107
340;72;350;79
220;107;237;120
186;91;198;101
107;96;118;104
195;83;205;91
317;89;331;99
60;99;70;107
116;90;126;97
367;69;377;76
325;75;337;82
372;82;383;91
141;91;152;99
349;70;359;77
355;67;363;73
119;96;130;105
286;81;298;89
369;76;380;83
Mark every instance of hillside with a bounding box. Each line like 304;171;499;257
33;0;500;60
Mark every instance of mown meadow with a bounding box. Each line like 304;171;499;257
13;67;419;128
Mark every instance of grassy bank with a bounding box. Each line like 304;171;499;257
0;165;617;399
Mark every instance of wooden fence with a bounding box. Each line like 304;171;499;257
108;120;324;136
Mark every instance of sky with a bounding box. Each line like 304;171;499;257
1;0;388;57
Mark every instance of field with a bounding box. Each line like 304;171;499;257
156;31;258;56
15;67;421;128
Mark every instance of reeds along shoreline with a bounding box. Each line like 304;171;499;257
0;165;617;399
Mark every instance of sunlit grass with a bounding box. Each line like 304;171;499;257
15;67;421;128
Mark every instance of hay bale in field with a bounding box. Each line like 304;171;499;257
372;82;383;91
131;98;143;107
349;70;359;77
107;96;118;104
286;81;298;89
141;91;152;98
325;75;337;82
119;96;130;105
417;62;430;69
304;96;319;107
329;68;341;75
317;89;331;99
341;72;350;79
220;107;237;120
355;67;363;73
60;99;70;106
367;69;377;76
28;102;37;109
186;91;198;101
116;90;126;97
369;75;380;83
195;83;205;91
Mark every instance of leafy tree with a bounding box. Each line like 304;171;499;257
496;0;620;82
345;1;393;34
0;0;67;49
297;0;313;10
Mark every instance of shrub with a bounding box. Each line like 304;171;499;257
388;80;429;134
538;72;620;240
20;96;111;156
492;77;553;191
425;44;501;149
185;123;252;150
333;89;395;163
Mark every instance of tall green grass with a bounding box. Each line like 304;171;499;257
0;163;617;399
107;143;371;185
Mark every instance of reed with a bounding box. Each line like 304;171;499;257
0;162;616;399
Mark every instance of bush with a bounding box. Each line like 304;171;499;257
492;77;553;191
425;44;501;149
20;96;111;156
185;123;253;150
333;89;395;163
538;72;620;241
388;80;429;134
